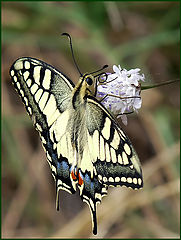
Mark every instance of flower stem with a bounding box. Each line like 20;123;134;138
141;79;179;90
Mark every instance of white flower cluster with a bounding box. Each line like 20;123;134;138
97;65;145;125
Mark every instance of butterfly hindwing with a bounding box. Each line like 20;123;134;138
68;94;143;234
86;96;143;189
78;170;108;235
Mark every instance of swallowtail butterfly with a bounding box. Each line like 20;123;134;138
9;35;143;235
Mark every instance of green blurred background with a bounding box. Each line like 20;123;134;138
2;1;180;238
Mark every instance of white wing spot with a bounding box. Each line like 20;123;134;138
118;154;123;164
133;178;137;184
14;60;23;70
23;71;30;80
98;175;102;181
26;78;32;87
121;176;126;182
102;117;111;140
130;165;134;169
93;130;100;160
42;69;51;89
16;82;21;90
110;147;117;163
103;177;107;182
11;70;15;76
24;61;30;69
53;142;57;150
24;97;28;106
99;136;105;161
138;178;142;185
27;106;32;115
127;177;132;183
122;151;129;165
115;176;120;182
105;142;111;162
33;66;41;85
109;177;114;182
13;76;17;82
124;143;131;155
20;89;24;97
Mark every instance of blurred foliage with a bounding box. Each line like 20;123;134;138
2;1;180;238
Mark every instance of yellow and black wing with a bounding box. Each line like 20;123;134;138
10;57;77;196
10;57;143;235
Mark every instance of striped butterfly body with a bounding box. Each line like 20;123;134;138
10;57;143;235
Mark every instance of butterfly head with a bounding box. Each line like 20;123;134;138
82;73;97;96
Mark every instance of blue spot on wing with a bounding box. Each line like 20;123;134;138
91;182;94;191
52;152;58;164
57;159;70;178
85;173;91;184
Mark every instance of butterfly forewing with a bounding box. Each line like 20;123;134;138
10;57;77;195
10;57;143;235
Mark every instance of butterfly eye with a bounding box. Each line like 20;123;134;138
86;77;93;85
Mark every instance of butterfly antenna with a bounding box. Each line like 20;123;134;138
89;64;108;75
62;33;83;76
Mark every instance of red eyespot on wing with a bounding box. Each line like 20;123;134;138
78;172;84;186
71;170;77;181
